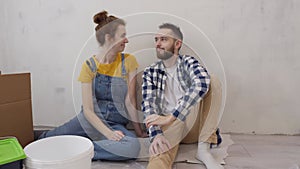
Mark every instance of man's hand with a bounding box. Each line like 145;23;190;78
149;134;171;156
145;114;176;128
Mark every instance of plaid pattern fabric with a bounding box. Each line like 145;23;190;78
142;55;210;142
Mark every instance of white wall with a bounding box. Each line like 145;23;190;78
1;0;299;135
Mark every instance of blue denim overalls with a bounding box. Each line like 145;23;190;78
39;53;140;160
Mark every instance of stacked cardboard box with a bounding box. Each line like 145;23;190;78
0;73;34;147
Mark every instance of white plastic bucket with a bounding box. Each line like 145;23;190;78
24;135;94;169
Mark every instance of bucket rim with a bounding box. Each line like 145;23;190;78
24;135;94;164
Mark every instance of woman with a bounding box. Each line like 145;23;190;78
39;11;147;161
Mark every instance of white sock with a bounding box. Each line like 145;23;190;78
196;142;224;169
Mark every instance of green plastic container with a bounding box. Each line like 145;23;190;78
0;137;26;169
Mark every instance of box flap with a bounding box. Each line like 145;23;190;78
0;73;31;105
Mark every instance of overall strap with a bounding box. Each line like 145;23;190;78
86;57;97;74
121;53;127;77
86;57;97;97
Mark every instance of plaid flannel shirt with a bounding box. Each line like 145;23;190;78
142;55;210;142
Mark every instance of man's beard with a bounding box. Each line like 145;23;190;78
156;46;175;60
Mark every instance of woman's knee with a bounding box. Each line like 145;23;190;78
93;136;140;158
123;136;140;157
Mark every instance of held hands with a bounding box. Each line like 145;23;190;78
145;114;176;128
107;130;125;141
132;122;149;138
149;134;171;156
136;131;148;138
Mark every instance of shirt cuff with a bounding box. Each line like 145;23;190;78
148;125;163;143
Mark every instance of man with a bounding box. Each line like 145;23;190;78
142;23;223;169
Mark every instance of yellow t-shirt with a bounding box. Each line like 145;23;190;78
78;53;139;83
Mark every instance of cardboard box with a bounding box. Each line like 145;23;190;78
0;73;34;147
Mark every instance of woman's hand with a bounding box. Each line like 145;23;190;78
107;130;125;141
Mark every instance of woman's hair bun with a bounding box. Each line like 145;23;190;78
93;11;125;45
93;11;108;24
